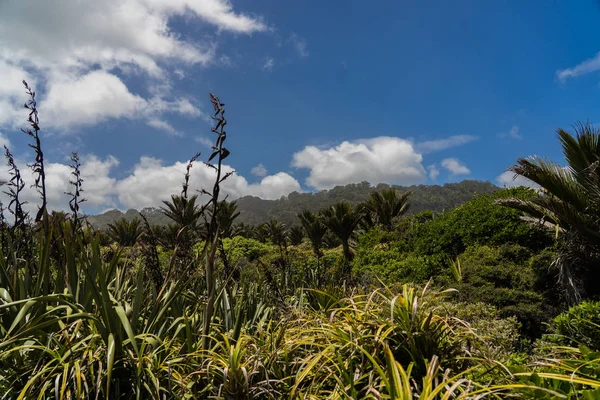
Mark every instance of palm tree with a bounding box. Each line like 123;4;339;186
232;222;255;238
322;230;341;249
106;217;145;247
265;219;287;250
298;210;327;258
288;225;305;246
160;194;203;231
320;201;365;275
254;223;270;243
364;188;411;230
214;200;241;239
499;123;600;302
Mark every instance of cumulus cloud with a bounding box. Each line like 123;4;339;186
427;164;440;180
116;157;300;209
441;158;470;175
557;52;600;82
0;153;300;213
416;135;477;154
251;163;268;177
0;155;119;215
0;0;266;130
496;171;539;189
292;136;427;189
42;71;147;128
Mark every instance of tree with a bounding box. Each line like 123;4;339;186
288;225;304;246
106;217;145;247
364;188;411;230
298;210;327;258
160;194;202;232
232;222;255;239
499;123;600;302
320;201;365;275
205;199;240;239
265;219;287;250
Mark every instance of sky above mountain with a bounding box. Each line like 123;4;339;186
0;0;598;214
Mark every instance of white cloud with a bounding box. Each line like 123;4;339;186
147;119;181;136
416;135;477;154
116;157;300;208
292;136;427;189
427;164;439;180
0;0;266;129
0;154;119;215
42;71;146;128
0;152;300;213
496;171;539;189
498;125;522;140
0;133;11;150
251;163;268;177
195;136;214;148
441;158;470;175
250;172;300;199
288;33;309;58
557;52;600;82
263;57;275;71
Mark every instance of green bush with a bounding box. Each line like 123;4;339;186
439;302;520;361
546;301;600;350
408;188;552;259
439;244;552;340
223;235;273;263
354;226;438;284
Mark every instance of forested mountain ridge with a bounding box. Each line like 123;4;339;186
87;180;498;228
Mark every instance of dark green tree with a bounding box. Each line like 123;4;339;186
106;217;145;247
265;219;287;250
298;210;327;258
500;123;600;302
320;201;364;275
213;200;240;239
364;188;411;230
160;194;202;231
288;225;304;246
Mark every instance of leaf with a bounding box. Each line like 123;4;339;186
207;151;219;162
106;333;116;397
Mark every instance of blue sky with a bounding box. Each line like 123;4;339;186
0;0;599;213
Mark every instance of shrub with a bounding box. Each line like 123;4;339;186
545;301;600;350
439;301;520;361
408;188;552;259
439;244;552;340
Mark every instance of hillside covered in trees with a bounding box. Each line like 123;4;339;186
87;179;498;228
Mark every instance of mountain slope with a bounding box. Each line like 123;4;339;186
86;180;499;229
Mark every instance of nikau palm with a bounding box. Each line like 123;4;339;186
161;194;203;230
365;188;411;230
320;201;364;275
500;122;600;302
298;210;327;258
288;225;304;245
106;217;145;246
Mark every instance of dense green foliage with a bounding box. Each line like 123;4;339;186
3;87;600;398
501;123;600;302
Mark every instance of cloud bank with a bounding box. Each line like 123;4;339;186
0;0;266;130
